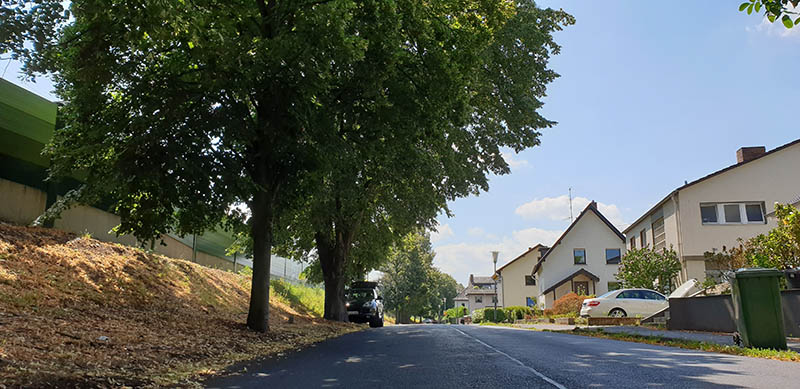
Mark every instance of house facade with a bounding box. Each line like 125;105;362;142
496;244;549;308
453;274;502;313
532;202;626;308
624;140;800;284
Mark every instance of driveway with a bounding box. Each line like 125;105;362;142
205;324;800;388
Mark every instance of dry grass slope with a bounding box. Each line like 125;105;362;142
0;223;360;388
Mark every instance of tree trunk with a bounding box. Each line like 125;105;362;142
317;231;349;321
246;190;273;332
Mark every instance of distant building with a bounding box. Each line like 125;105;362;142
624;139;800;283
454;274;501;313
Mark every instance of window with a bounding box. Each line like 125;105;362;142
491;296;498;303
746;204;764;222
617;290;643;299
640;230;647;248
723;204;741;223
651;217;666;251
475;296;482;303
573;248;586;264
641;291;666;300
524;275;536;286
605;248;621;264
526;297;536;307
701;203;766;225
701;205;718;223
608;282;622;291
629;237;636;250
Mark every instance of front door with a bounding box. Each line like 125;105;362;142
574;281;589;296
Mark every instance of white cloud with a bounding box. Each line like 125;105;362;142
514;195;626;229
433;227;561;286
501;151;529;169
467;227;485;237
430;224;454;243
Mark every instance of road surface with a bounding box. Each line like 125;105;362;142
205;324;800;388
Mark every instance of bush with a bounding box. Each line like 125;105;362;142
444;306;468;319
503;306;532;322
552;292;593;316
481;308;506;323
471;308;486;323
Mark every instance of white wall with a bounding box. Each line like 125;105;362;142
498;249;542;307
536;210;625;308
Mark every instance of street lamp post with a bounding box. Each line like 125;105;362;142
492;251;499;322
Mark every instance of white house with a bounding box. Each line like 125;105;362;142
453;274;501;313
496;244;549;308
623;139;800;284
532;201;626;308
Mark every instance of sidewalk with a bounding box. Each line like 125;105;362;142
478;323;800;352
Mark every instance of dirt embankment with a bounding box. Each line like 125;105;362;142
0;223;360;388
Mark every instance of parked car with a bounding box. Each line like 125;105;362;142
580;288;667;318
345;281;384;328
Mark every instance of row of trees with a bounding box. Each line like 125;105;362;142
378;232;460;323
1;1;574;331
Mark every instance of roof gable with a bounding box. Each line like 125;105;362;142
497;244;549;273
623;138;800;234
532;201;625;274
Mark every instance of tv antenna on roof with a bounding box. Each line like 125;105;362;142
569;187;574;223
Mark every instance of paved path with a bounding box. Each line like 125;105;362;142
205;324;800;388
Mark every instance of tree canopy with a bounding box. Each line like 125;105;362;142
739;0;799;28
2;0;573;330
616;247;681;295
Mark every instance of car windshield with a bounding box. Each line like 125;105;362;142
346;289;374;300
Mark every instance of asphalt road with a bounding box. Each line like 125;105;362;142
205;324;800;388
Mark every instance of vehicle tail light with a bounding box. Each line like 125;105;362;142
588;301;600;307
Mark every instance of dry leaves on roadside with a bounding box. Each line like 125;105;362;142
0;223;361;388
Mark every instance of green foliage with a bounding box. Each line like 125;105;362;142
444;306;468;319
503;306;533;322
704;204;800;276
380;232;459;322
481;308;506;323
738;0;800;28
270;278;325;318
616;247;682;294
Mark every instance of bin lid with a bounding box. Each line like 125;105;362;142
731;268;783;279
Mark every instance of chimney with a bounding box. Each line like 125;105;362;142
737;146;766;164
469;274;474;285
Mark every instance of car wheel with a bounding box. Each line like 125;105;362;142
609;308;627;318
369;316;381;328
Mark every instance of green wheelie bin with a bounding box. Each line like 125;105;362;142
730;268;787;350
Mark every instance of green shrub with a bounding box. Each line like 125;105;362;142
482;308;506;323
503;306;532;322
444;306;468;319
471;308;485;323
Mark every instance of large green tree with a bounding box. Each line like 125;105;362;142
278;0;573;321
2;0;573;329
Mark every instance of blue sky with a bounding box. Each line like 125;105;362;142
2;2;799;286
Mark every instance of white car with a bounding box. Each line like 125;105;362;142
580;288;668;318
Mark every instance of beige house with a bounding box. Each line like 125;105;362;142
532;201;626;308
623;140;800;284
496;244;549;308
454;274;501;313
